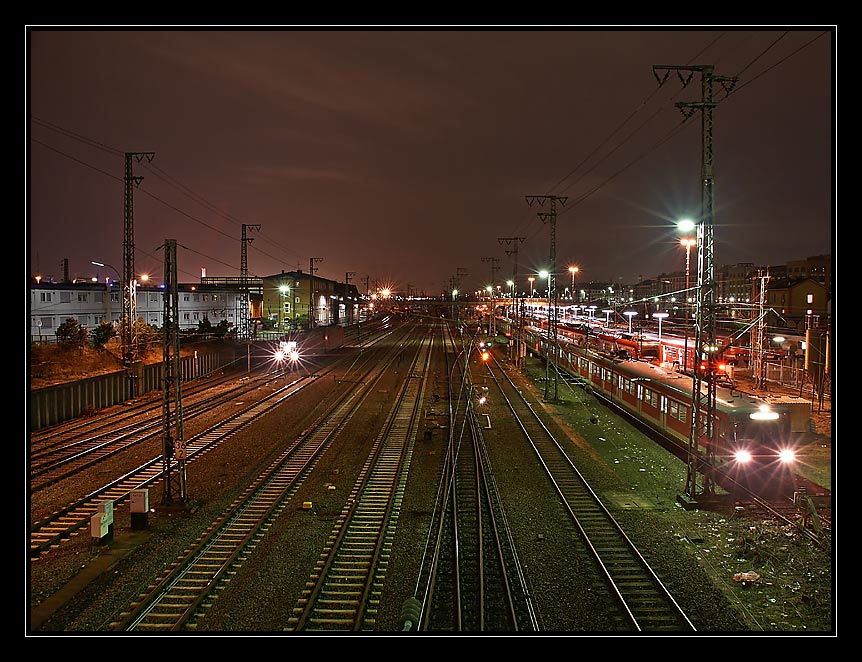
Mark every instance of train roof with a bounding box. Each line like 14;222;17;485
547;329;776;415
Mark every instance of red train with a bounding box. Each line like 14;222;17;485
522;326;798;499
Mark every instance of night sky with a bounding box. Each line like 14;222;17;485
26;27;834;297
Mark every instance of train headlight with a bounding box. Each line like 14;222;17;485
734;449;753;464
750;404;780;421
274;349;286;362
778;449;796;464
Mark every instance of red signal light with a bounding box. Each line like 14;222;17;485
481;351;490;362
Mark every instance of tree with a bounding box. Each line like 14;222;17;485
90;321;117;349
55;317;87;349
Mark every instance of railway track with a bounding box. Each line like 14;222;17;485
285;330;432;631
29;365;300;491
408;324;538;632
30;326;400;557
29;370;325;558
109;323;425;631
484;351;696;632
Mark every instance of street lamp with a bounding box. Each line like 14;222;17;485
486;285;497;336
537;270;554;399
538;269;552;307
91;260;120;287
680;238;696;310
677;220;697;316
568;266;579;302
602;309;613;327
528;276;535;299
652;311;669;343
624;310;637;334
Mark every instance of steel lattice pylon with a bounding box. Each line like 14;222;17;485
122;151;154;395
653;64;737;500
161;239;187;504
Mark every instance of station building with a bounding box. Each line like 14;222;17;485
29;270;362;342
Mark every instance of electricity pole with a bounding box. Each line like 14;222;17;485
123;151;154;396
481;256;500;336
752;270;770;389
456;267;468;327
526;195;566;401
239;224;260;342
309;257;323;329
345;272;356;323
161;239;186;505
499;236;525;366
653;63;737;502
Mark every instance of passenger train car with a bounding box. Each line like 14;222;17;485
522;326;798;498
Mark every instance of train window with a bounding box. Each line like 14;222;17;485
669;400;688;422
643;388;658;408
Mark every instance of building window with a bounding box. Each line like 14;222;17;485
39;316;54;329
806;293;814;304
78;293;88;303
40;292;53;303
60;291;71;303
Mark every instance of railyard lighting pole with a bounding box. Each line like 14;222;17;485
652;311;669;343
624;310;637;334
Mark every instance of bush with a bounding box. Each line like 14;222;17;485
90;321;117;349
55;317;87;349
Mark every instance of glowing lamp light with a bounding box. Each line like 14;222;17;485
734;449;753;464
481;351;490;362
778;449;796;464
750;404;780;421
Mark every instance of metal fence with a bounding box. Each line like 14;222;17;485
29;347;243;431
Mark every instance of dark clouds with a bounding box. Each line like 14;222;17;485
27;27;834;295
